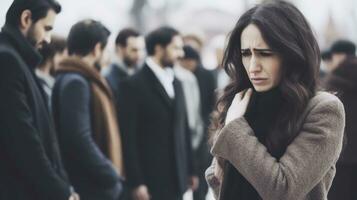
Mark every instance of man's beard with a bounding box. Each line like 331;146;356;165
26;25;43;49
94;53;104;71
94;61;101;71
123;56;136;68
160;51;174;68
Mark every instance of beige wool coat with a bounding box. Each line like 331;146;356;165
206;92;345;200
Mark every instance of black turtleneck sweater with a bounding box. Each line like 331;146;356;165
220;87;284;200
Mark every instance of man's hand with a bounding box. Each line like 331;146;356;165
225;88;253;125
188;176;199;191
69;193;80;200
132;185;151;200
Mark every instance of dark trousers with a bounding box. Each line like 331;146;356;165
193;141;211;200
328;163;357;200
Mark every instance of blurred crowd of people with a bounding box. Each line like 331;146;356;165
0;0;357;200
320;40;357;200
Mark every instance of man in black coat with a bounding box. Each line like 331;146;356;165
103;28;145;200
103;28;145;100
177;45;216;200
325;40;357;200
117;27;196;200
0;0;78;199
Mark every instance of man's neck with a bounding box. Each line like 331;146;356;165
150;56;164;69
38;62;52;75
77;54;96;68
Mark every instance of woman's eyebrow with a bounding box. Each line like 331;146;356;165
240;48;273;52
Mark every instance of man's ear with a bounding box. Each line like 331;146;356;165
19;9;33;33
93;43;102;58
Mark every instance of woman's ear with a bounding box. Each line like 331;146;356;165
19;9;33;33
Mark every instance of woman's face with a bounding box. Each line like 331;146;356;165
240;24;282;92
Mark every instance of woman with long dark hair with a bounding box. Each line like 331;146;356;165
205;1;345;200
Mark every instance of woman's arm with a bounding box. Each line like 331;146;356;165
211;95;345;200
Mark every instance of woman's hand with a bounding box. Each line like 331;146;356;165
225;88;253;125
214;157;225;183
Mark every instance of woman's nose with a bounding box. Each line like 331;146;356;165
248;55;262;74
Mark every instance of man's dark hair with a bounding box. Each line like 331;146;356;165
5;0;61;26
145;26;179;56
67;19;110;56
330;40;356;56
182;45;200;61
115;28;140;47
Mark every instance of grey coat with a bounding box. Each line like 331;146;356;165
206;92;345;200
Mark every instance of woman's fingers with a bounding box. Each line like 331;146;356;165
234;91;244;101
225;88;253;125
242;88;253;103
233;88;252;105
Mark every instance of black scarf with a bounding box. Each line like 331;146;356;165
220;87;284;200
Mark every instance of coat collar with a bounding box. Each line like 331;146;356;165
142;63;176;107
1;24;42;69
56;57;114;99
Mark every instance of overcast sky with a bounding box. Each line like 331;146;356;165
1;0;356;49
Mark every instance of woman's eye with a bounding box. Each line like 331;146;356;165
259;52;273;57
241;51;251;57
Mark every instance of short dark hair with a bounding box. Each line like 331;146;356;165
330;40;356;56
67;19;110;56
115;28;140;47
145;26;179;56
182;45;200;61
6;0;61;26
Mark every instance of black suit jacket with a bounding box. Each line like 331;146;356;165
103;63;129;101
0;25;71;200
194;65;216;137
117;64;194;199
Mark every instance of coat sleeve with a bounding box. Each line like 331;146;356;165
184;106;196;176
117;80;145;188
205;157;221;199
0;52;72;200
56;74;121;188
210;96;345;200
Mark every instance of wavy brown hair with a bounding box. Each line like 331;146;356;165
211;0;320;157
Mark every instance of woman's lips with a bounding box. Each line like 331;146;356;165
251;78;268;85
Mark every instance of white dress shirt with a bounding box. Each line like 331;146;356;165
146;57;175;99
174;64;204;149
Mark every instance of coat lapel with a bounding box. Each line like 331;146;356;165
143;64;173;108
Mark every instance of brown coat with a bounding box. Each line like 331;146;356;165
206;91;345;200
